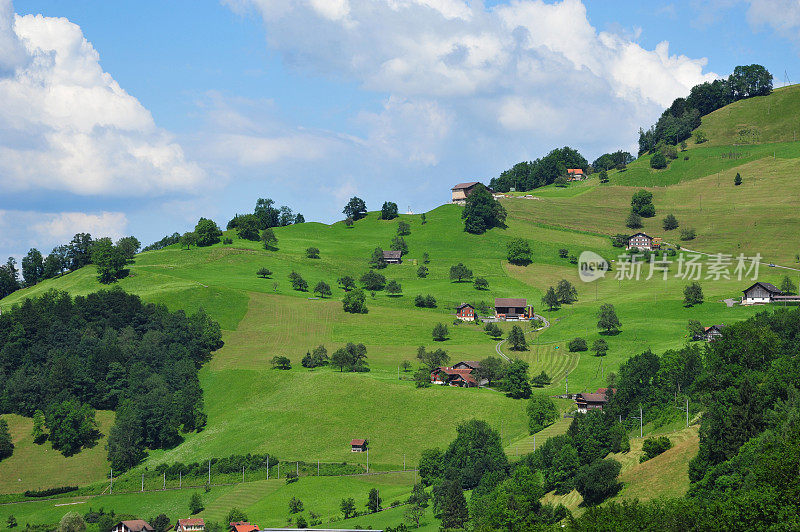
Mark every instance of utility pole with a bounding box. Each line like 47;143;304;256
685;397;689;428
533;434;536;452
163;471;166;490
367;448;369;473
243;465;245;483
208;460;211;485
277;462;280;479
318;460;320;476
110;468;113;494
296;461;299;477
403;454;405;471
640;405;643;438
141;473;144;492
565;375;569;395
180;471;182;488
267;455;270;480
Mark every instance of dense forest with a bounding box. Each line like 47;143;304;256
0;289;223;471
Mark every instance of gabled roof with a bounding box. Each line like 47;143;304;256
350;438;366;446
455;361;481;369
455;303;474;310
743;281;782;295
230;522;258;532
383;250;402;259
176;520;205;530
627;232;652;241
451;181;480;190
119;521;154;532
704;324;726;332
495;297;527;308
576;393;609;404
567;168;584;174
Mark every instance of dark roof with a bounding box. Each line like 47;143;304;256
451;181;480;190
119;521;154;532
704;324;726;332
576;393;609;404
455;361;481;369
351;438;366;446
743;281;782;295
383;250;402;259
495;297;527;308
455;303;474;310
627;232;652;241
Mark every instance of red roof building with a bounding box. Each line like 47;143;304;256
430;366;483;388
455;303;476;321
350;438;367;452
229;522;259;532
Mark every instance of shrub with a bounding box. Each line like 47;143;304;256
680;228;697;241
640;436;673;463
474;277;489;290
222;237;233;244
343;289;368;314
575;459;622;506
694;130;707;144
568;337;588;352
24;486;78;498
306;247;320;259
417;266;429;278
558;248;569;258
626;212;642;229
414;294;437;308
650;152;668;169
432;323;449;341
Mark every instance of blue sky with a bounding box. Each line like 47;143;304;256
1;0;799;260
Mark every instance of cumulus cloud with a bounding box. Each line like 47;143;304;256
0;210;128;255
0;4;204;196
746;0;800;43
32;211;128;243
231;0;715;163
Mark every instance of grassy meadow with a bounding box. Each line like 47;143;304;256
1;84;799;523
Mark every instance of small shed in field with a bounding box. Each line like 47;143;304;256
351;439;367;452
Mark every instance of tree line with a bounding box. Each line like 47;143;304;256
0;233;142;299
489;146;588;192
0;288;222;471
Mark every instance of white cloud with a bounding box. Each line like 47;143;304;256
0;5;205;196
0;209;128;255
233;0;715;159
746;0;800;42
32;211;128;243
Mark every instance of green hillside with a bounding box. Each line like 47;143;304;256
696;84;800;146
1;85;799;523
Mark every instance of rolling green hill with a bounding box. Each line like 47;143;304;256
1;85;799;523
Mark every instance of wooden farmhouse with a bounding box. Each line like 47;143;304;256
703;324;726;342
113;522;154;532
350;438;368;452
494;298;532;320
175;520;205;532
382;250;403;264
626;232;654;251
431;361;486;388
451;182;481;204
566;168;585;181
741;281;800;305
455;303;476;321
575;388;614;414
